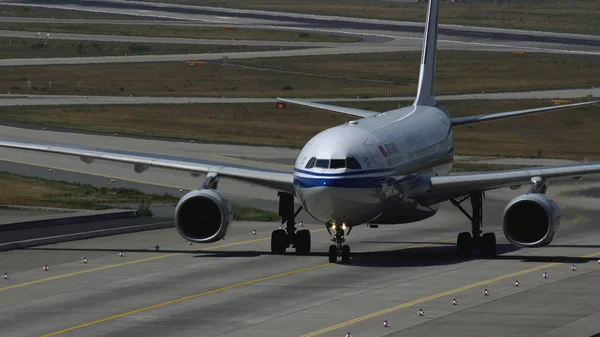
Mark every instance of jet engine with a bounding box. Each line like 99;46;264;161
502;193;561;248
174;189;233;243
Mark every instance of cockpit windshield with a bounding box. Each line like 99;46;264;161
304;157;362;170
315;159;330;168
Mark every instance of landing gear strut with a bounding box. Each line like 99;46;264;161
327;223;351;263
271;192;311;255
450;192;496;258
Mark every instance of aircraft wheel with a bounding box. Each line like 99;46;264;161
295;229;311;255
328;245;337;263
457;232;472;257
481;232;497;258
341;245;351;264
271;229;287;254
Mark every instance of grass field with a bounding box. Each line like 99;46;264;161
1;99;598;160
0;172;178;211
2;51;599;97
0;5;136;20
0;38;294;59
0;171;279;220
141;0;600;35
0;22;361;43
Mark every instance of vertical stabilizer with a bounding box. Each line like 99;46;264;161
413;0;439;107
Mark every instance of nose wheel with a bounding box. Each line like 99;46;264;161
328;225;351;263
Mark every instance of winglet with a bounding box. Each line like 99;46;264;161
413;0;439;107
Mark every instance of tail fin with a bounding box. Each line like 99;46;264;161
413;0;439;107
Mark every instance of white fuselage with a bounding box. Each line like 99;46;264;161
293;105;454;227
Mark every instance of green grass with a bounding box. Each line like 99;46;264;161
1;98;599;160
0;38;296;59
0;22;361;43
233;205;279;221
141;0;600;35
0;171;179;210
0;171;280;220
2;51;598;97
0;5;136;20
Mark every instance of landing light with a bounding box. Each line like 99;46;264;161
331;224;336;230
342;223;347;230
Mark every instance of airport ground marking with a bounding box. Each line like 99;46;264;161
39;262;332;337
38;232;462;336
0;233;298;293
299;250;600;337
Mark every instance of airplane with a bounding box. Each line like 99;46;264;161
0;0;599;264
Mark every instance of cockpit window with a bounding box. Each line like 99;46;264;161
305;157;316;169
346;157;362;169
315;159;329;169
330;159;345;169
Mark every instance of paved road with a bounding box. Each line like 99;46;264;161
0;87;597;107
7;0;599;45
2;194;600;336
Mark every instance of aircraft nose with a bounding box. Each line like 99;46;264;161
296;185;382;225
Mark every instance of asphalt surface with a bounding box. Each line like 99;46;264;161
2;189;600;336
8;0;600;45
0;87;598;107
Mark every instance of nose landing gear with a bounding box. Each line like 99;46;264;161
327;223;351;263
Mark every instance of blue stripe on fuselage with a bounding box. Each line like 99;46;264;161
294;175;389;189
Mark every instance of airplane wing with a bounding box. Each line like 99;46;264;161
451;100;600;126
0;140;295;193
409;162;600;205
276;97;377;118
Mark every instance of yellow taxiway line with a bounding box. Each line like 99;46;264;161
300;250;600;337
40;263;332;337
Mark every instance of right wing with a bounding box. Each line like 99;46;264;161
410;162;600;205
451;100;600;127
0;140;295;193
277;97;377;118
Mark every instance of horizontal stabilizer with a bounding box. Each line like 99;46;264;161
452;100;600;127
276;98;377;118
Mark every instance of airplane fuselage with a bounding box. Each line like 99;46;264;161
293;104;455;227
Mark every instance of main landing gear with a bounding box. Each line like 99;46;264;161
450;192;496;258
327;223;352;264
271;192;311;255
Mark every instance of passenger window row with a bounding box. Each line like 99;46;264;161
304;157;362;169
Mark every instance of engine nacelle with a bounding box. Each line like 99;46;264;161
175;189;233;243
502;193;561;248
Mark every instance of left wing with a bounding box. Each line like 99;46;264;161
409;162;600;204
277;97;377;118
0;140;294;193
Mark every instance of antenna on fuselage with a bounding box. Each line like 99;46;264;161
412;0;439;107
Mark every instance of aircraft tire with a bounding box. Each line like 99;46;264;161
328;245;337;263
295;229;311;255
271;229;287;254
457;232;472;257
341;245;350;264
480;232;497;258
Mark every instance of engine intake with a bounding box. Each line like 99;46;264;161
175;189;232;243
502;193;560;248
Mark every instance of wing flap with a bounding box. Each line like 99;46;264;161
0;140;294;193
410;162;600;204
276;97;377;118
451;100;600;127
